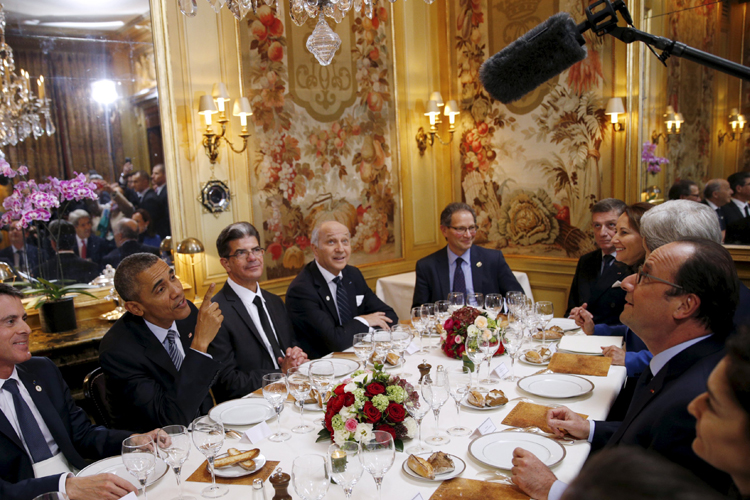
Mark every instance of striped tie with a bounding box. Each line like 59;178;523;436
333;276;352;326
3;379;53;463
165;329;183;371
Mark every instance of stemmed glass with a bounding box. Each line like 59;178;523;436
390;326;413;378
263;373;291;442
464;333;485;389
479;329;501;384
485;293;503;319
292;454;330;500
534;301;555;341
190;415;227;498
503;322;524;382
466;292;484;309
447;292;464;312
156;425;195;500
310;360;335;422
352;332;373;365
422;370;451;445
447;368;472;436
411;306;427;353
435;300;451;326
287;366;314;434
359;430;396;500
372;329;392;365
404;393;430;454
421;303;436;350
328;441;364;499
122;435;156;500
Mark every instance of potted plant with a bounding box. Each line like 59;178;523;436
23;277;97;332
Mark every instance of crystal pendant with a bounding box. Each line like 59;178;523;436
332;5;345;23
354;0;363;13
178;0;198;17
339;0;352;11
323;2;335;18
264;0;276;5
289;0;309;25
45;119;55;136
306;15;341;66
207;0;226;14
364;0;373;19
226;0;251;19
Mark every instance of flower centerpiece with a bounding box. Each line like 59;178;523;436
440;306;504;359
316;367;418;452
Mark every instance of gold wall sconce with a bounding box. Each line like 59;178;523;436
198;83;253;164
651;105;684;144
605;97;625;131
718;108;746;145
416;91;460;156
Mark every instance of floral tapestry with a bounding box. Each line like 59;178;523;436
453;0;609;258
240;4;401;280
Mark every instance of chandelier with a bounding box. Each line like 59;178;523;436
179;0;435;65
0;6;55;149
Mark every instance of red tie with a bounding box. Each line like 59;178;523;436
81;240;87;259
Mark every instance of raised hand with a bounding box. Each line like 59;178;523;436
192;283;223;352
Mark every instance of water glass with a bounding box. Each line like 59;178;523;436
503;326;524;382
479;330;502;384
420;303;436;349
447;292;464;312
466;292;484;309
328;441;364;498
435;300;451;325
391;325;413;377
411;306;427;353
292;454;330;500
122;435;156;500
464;334;485;389
352;332;373;364
404;393;430;454
359;431;396;500
287;366;314;434
263;373;291;442
156;425;195;500
485;293;503;319
448;368;472;436
422;370;451;445
372;329;392;365
534;301;554;341
190;415;226;498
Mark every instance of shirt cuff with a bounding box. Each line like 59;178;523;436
190;348;213;359
548;480;569;500
59;472;73;495
587;419;596;443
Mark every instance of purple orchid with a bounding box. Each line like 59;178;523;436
642;141;669;175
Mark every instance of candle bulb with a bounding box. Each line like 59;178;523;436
331;449;347;473
38;76;45;100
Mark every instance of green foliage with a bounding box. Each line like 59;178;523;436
22;277;97;308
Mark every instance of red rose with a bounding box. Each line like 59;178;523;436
363;401;381;424
444;318;454;332
334;384;346;396
324;414;334;433
384;402;406;423
328;395;344;415
365;382;386;398
375;423;397;441
343;392;355;407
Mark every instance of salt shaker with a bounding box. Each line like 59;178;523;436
252;478;265;500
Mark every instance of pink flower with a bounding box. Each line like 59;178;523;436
0;161;16;177
17;166;28;176
454;335;462;344
345;418;358;432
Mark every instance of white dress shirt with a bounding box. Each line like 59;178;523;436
315;261;370;330
75;235;87;257
226;278;281;369
730;197;749;217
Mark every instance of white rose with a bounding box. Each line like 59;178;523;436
481;329;492;341
354;423;374;443
344;383;357;393
467;325;479;336
339;405;357;420
403;417;417;439
474;316;488;329
333;429;351;445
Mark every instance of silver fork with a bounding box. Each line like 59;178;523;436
476;469;515;485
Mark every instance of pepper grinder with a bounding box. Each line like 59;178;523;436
269;468;292;500
418;359;432;384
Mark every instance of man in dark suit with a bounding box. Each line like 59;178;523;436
703;178;733;234
286;220;398;359
150;164;171;238
412;202;523;308
33;221;99;284
511;239;738;499
130;171;160;226
99;253;224;431
0;222;38;277
68;209;113;268
0;283;147;500
723;172;750;244
566;198;628;325
101;219;159;269
209;222;308;402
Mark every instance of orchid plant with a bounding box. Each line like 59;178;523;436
642;141;669;175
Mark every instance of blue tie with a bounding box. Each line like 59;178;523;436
453;257;467;295
333;276;352;326
165;329;183;371
3;379;53;463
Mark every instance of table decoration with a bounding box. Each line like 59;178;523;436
429;478;530;499
547;352;612;376
186;460;281;485
440;306;504;360
502;401;588;434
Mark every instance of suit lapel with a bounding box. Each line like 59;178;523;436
588;261;626;304
470;247;484;295
128;315;180;379
223;285;275;358
310;263;340;322
437;248;450;299
608;368;662;445
261;290;287;351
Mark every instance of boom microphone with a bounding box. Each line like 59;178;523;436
479;12;587;105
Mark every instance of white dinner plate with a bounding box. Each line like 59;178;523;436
212;451;266;478
519;348;551;366
517;373;594;399
77;456;169;489
546;318;579;331
469;432;565;469
402;453;466;481
298;358;361;378
209;398;276;426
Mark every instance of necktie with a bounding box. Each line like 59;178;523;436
453;257;467;295
333;276;352;326
80;240;87;259
3;379;53;463
164;329;183;371
601;254;615;276
745;205;750;218
252;295;285;361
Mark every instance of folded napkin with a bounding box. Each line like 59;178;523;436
548;352;611;377
502;401;588;434
186;459;280;485
430;478;530;499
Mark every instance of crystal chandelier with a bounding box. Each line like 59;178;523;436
0;6;55;149
179;0;435;66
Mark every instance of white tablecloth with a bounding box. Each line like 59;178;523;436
137;338;626;500
376;271;534;322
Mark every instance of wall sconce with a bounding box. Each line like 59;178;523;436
198;82;253;164
604;97;625;131
176;237;205;300
416;92;460;156
651;105;684;144
718;108;746;145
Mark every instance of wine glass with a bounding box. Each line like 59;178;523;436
287;366;314;434
435;300;451;325
292;454;330;500
466;292;484;309
447;292;464;312
390;325;413;378
372;329;392;365
534;301;554;342
485;293;503;319
478;329;501;384
156;425;195;500
359;430;396;500
190;415;226;498
309;360;335;400
411;306;427;353
447;368;472;436
328;441;363;499
464;333;485;389
503;324;524;382
422;370;451;445
263;373;291;442
404;393;430;454
122;435;156;500
420;303;436;349
352;332;373;365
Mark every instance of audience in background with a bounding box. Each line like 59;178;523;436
150;164;171;238
68;209;113;268
667;179;701;202
102;219;159;269
33;220;99;284
133;209;161;248
0;221;38;277
724;171;750;244
703;178;733;235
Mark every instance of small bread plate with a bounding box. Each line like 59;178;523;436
212;450;267;478
469;432;565;470
77;456;169;489
460;392;509;411
366;358;404;370
531;331;564;343
517;373;594;399
209;398;276;426
298;358;361;378
402;452;466;481
519;348;552;366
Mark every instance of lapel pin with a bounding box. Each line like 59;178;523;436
189;333;193;339
326;296;330;301
476;262;482;268
35;385;42;392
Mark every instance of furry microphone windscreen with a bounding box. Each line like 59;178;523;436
479;12;588;105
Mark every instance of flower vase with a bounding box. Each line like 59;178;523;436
39;297;77;333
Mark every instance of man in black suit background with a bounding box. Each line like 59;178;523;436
566;198;629;326
0;222;38;277
703;178;733;236
68;209;113;268
286;220;398;359
150;164;171;238
33;221;99;284
209;222;308;402
511;239;737;499
130;171;160;225
99;253;224;431
723;172;750;244
667;179;701;202
101;219;159;269
412;202;523;308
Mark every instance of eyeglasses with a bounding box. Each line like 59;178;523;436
449;225;478;234
635;265;683;290
227;247;265;260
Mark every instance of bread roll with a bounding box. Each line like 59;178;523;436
525;350;542;363
215;448;260;468
486;389;508;407
227;447;257;470
427;451;454;474
407;454;434;479
386;352;400;365
468;390;485;408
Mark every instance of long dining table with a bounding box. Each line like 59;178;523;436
139;330;627;499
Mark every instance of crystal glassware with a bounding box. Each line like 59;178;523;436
390;325;413;378
352;332;373;364
263;372;291;442
359;431;396;500
485;293;503;319
447;368;472;436
420;303;436;349
404;393;430;454
328;441;363;498
422;371;451;445
447;292;465;312
411;306;427;353
464;333;485;389
122;435;156;500
191;415;227;498
372;329;392;365
503;324;524;382
534;301;555;342
466;292;484;309
292;454;330;500
156;425;195;500
479;329;501;384
435;299;451;326
287;366;314;434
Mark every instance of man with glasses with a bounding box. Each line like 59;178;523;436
723;172;750;244
209;222;308;402
412;202;523;308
